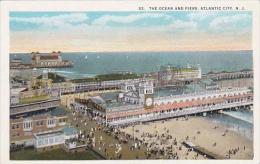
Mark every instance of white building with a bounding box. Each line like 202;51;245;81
34;130;64;149
10;88;26;105
118;79;154;105
33;126;78;149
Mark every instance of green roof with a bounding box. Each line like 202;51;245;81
160;65;198;72
71;73;141;83
50;107;67;116
37;72;66;83
63;126;78;136
19;95;49;104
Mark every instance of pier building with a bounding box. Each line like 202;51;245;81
31;51;73;68
72;78;253;127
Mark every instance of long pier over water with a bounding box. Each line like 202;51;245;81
109;100;252;127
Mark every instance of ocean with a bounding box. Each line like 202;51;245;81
10;50;254;140
206;110;253;140
11;50;253;79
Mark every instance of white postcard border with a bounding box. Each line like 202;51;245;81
0;1;259;164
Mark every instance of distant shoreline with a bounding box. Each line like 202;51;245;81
9;50;253;55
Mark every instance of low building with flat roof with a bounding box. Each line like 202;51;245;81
34;130;64;150
33;126;78;151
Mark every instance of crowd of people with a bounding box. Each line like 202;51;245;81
120;120;203;160
68;106;250;160
226;146;246;159
69;109;148;159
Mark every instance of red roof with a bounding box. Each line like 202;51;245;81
39;55;59;60
106;93;252;119
32;52;60;60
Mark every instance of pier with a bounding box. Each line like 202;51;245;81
182;141;225;159
108;100;252;127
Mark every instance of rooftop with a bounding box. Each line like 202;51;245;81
71;73;141;83
37;72;66;83
99;91;120;102
160;65;199;72
34;130;63;139
10;87;26;95
63;126;78;136
154;87;185;97
154;85;208;98
49;107;68;117
185;84;207;93
90;93;136;109
19;95;50;104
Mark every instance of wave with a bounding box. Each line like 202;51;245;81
49;70;75;74
220;111;253;124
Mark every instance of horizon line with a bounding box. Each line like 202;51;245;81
10;49;253;54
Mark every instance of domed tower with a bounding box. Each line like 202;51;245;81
138;80;154;108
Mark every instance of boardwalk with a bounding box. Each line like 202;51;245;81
66;108;148;159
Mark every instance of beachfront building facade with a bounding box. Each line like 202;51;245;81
72;77;253;127
31;51;73;68
157;64;202;86
10;107;68;145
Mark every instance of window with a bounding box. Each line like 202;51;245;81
38;140;43;146
44;138;48;145
11;124;19;129
47;119;56;128
11;132;20;137
49;138;54;144
23;120;33;131
36;121;44;126
59;118;66;123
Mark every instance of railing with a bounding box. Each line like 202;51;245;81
108;104;142;112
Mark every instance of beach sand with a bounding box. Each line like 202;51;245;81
61;92;253;160
120;116;253;159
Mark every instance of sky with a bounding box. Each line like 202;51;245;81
10;11;252;53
